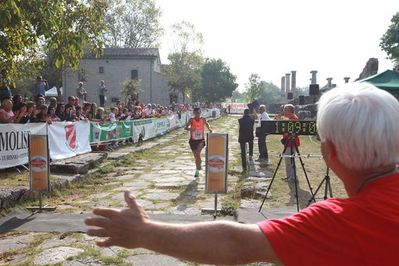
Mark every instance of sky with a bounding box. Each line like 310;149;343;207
157;0;398;92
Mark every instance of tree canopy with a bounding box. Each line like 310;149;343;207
380;12;399;67
197;59;238;103
104;0;163;48
164;21;204;103
244;73;282;105
0;0;107;80
245;73;263;102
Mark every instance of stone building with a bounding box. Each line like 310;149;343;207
62;48;174;106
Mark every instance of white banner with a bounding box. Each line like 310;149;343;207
48;121;91;160
0;123;46;169
132;119;156;142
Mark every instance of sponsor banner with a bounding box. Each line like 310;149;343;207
166;114;180;130
90;121;133;144
132;118;155;142
205;133;228;194
29;134;50;192
223;103;247;114
154;118;168;136
48;121;91;160
0;123;46;169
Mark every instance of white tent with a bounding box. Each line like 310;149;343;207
45;86;60;97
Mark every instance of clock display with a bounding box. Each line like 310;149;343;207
261;120;317;135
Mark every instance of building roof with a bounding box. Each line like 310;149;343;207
83;48;160;59
360;69;399;91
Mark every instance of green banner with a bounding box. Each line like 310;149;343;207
90;121;133;143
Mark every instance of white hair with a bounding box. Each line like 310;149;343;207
317;82;399;170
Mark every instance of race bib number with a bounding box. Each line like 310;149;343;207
194;129;203;140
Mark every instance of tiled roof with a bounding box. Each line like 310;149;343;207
84;48;159;58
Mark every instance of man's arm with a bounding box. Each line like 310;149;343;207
85;191;279;265
184;118;193;131
203;118;213;132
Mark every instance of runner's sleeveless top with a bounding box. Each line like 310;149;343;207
190;118;205;140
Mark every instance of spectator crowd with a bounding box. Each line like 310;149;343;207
0;94;197;124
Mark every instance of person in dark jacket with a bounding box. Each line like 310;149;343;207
238;109;255;170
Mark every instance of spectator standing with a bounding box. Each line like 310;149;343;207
55;103;66;121
12;94;23;112
76;82;87;103
256;105;271;164
0;98;14;123
238;109;255;171
98;80;107;107
35;76;48;98
14;103;28;123
279;104;300;182
34;104;50;123
49;97;57;110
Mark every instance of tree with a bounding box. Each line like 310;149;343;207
258;81;282;105
380;12;399;68
104;0;163;48
121;79;142;103
164;52;203;103
164;21;204;103
245;73;263;102
0;0;107;82
231;90;246;103
197;59;238;102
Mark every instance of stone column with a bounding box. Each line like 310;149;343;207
310;70;317;84
281;76;286;94
285;73;291;92
327;77;333;88
291;71;296;94
344;77;350;83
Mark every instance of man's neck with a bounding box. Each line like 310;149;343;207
342;164;397;196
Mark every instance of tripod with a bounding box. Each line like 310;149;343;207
306;167;333;206
259;133;315;212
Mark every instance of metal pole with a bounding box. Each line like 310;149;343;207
39;192;42;213
214;194;218;219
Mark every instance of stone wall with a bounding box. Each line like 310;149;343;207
63;58;170;106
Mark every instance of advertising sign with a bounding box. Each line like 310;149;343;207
90;121;133;144
48;121;91;160
29;134;50;192
205;133;228;194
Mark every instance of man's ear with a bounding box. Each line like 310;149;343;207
324;139;337;161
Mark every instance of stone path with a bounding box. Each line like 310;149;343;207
0;115;281;265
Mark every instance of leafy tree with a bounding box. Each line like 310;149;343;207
231;90;246;103
121;79;142;103
258;81;282;105
164;21;204;103
380;12;399;68
245;73;263;102
297;86;309;96
164;52;203;103
104;0;163;48
0;0;107;82
197;59;238;103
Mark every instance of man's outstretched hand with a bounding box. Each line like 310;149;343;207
85;191;149;249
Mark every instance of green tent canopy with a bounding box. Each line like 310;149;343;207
360;70;399;91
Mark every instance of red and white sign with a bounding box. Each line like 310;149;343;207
48;121;91;160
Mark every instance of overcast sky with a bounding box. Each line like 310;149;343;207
157;0;398;92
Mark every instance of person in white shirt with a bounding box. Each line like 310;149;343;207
256;105;271;164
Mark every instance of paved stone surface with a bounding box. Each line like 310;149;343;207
0;234;34;253
33;246;84;265
126;254;187;266
0;116;285;265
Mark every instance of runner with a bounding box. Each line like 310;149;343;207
185;107;213;177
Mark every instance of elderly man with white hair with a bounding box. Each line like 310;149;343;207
86;83;399;265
